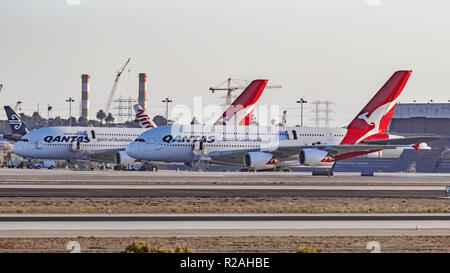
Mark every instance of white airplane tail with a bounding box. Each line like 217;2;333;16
134;104;157;128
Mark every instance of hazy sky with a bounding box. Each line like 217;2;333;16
1;0;450;126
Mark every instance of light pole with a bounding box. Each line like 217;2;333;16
296;98;308;127
47;104;53;119
66;97;75;126
161;97;173;125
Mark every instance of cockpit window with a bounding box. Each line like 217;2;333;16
134;138;145;142
18;139;29;142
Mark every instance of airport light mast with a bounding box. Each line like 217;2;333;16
161;97;173;125
66;97;75;126
296;97;308;127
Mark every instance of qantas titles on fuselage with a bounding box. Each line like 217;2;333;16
12;127;147;160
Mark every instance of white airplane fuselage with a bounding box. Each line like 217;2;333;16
126;124;352;166
13;126;147;161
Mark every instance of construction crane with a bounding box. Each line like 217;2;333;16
105;57;131;115
209;77;281;106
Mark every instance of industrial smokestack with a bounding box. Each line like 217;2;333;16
138;73;147;110
81;74;90;120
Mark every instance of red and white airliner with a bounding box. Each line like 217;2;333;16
126;70;437;170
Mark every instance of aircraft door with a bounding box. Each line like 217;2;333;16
288;130;298;140
71;141;80;151
193;141;206;154
36;141;44;149
327;132;333;143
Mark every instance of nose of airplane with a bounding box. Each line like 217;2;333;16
125;142;138;158
12;142;21;156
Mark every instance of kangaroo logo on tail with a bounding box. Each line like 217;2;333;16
357;112;374;126
340;70;412;144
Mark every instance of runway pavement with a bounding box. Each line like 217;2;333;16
0;170;448;237
0;187;444;198
0;168;448;197
1;169;450;187
0;184;443;190
0;214;449;237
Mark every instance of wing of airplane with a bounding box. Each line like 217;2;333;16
207;137;435;166
271;143;400;159
208;148;260;165
361;134;442;146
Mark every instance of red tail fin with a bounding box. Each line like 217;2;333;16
214;79;268;126
340;70;412;144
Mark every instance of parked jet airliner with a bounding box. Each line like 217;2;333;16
12;105;156;164
126;71;437;170
12;80;268;164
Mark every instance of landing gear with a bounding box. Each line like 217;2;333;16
311;169;333;176
142;162;158;172
113;165;123;171
66;160;77;170
274;167;291;172
240;167;290;172
239;168;256;172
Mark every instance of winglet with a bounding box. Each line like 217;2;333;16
412;142;421;152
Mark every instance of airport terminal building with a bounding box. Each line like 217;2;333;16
335;103;450;173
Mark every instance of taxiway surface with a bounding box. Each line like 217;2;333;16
0;214;449;237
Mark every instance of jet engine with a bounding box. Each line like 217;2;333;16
244;152;276;170
116;151;138;165
299;149;329;166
